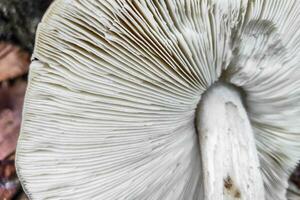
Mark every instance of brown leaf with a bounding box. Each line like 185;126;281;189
0;43;30;82
0;155;19;200
0;80;27;160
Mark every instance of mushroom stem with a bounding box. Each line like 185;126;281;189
196;82;265;200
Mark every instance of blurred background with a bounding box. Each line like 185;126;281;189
0;1;52;199
0;0;298;200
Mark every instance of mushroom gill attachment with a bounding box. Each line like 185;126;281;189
16;0;300;199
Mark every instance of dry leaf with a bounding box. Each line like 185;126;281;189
0;43;29;82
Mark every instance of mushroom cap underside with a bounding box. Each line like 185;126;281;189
16;0;300;199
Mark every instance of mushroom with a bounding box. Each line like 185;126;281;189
16;0;300;199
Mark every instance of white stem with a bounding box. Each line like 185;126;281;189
196;83;265;200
